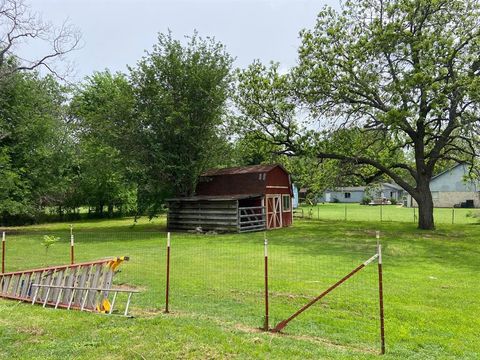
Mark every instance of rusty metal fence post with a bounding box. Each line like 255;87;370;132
70;225;75;265
376;231;386;355
165;232;171;313
263;232;269;331
1;231;5;273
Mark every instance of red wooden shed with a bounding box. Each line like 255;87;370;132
167;164;293;232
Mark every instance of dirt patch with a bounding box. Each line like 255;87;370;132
228;289;314;301
228;321;376;354
266;330;378;355
114;283;147;292
269;292;313;300
133;308;164;317
148;309;375;355
17;325;45;336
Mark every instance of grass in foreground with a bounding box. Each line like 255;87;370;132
0;216;479;359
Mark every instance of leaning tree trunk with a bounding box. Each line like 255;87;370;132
414;180;435;230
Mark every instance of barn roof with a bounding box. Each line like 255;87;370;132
430;163;464;181
167;194;263;202
195;163;292;197
201;164;285;176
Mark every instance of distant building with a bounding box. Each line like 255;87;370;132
167;164;293;232
324;183;404;204
292;184;299;208
407;164;480;208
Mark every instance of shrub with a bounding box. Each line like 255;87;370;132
361;197;372;205
466;211;480;218
41;235;60;256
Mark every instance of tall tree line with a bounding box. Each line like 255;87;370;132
0;31;234;224
3;0;480;229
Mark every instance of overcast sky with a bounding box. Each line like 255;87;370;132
23;0;340;80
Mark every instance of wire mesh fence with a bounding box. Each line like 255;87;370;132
0;230;166;314
1;223;478;357
169;233;264;327
0;230;386;351
268;235;382;353
0;227;385;352
296;203;480;224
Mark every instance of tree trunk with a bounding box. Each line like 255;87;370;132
414;179;435;230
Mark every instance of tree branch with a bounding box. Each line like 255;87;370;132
316;152;416;194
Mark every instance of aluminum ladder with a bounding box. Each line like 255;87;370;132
0;256;138;316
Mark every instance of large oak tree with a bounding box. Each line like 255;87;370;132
237;0;480;229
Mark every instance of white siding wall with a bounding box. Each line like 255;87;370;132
409;192;480;208
407;165;480;208
326;191;364;203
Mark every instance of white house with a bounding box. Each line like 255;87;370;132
407;164;480;208
323;183;404;203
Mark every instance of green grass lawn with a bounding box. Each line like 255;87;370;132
0;215;479;359
298;203;480;225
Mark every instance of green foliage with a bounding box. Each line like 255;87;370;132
236;0;480;229
297;0;480;228
361;196;372;205
69;71;137;216
0;71;72;224
130;32;233;216
1;31;234;223
41;235;60;255
231;130;283;166
234;61;305;156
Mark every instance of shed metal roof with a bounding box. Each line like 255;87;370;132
382;183;403;190
326;183;404;192
430;163;464;181
201;164;284;176
327;186;366;192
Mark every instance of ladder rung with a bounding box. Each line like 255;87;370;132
67;289;76;310
124;292;133;317
109;292;118;315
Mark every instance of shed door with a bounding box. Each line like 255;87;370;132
266;195;282;229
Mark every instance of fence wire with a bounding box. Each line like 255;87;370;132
268;235;381;352
1;224;478;357
297;203;480;224
1;228;382;349
169;233;264;327
1;230;165;314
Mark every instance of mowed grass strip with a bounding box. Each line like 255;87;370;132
299;203;480;224
0;215;479;359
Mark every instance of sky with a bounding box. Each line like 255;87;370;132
22;0;340;80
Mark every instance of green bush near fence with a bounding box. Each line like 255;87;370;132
0;216;479;359
298;203;480;224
